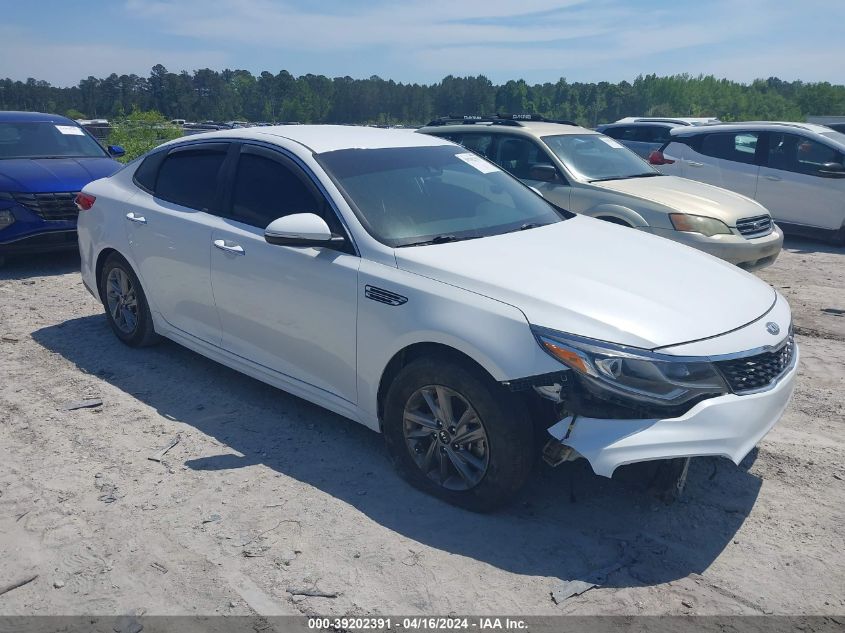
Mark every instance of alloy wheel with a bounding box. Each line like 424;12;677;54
105;267;139;334
402;385;490;491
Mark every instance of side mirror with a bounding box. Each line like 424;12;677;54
264;213;341;247
107;145;126;158
818;162;845;178
528;163;559;183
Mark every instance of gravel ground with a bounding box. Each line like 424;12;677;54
0;236;843;617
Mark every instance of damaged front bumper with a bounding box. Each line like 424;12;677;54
545;346;799;477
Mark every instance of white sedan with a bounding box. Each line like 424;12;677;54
76;126;798;511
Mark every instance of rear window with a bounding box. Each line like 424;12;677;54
155;148;227;211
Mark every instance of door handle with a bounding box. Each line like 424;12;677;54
764;175;782;181
125;212;147;224
686;161;704;167
213;239;245;255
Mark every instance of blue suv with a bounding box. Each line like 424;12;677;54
0;111;124;265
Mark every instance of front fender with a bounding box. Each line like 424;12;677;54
356;260;562;430
581;203;648;228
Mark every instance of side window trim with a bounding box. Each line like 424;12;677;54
234;141;359;256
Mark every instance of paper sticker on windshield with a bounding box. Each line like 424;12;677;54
55;125;85;136
598;136;624;149
455;152;500;174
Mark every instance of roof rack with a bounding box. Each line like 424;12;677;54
425;113;578;127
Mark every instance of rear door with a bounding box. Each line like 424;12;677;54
125;142;232;344
687;130;762;198
208;143;360;403
756;132;845;230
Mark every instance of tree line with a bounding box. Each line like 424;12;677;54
2;64;844;126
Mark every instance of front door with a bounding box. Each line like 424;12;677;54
756;132;845;230
209;144;360;403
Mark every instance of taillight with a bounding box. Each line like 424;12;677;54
75;192;96;211
648;150;674;165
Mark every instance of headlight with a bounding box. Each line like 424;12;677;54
669;213;731;237
532;327;728;407
0;209;15;229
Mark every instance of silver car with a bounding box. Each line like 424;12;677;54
418;115;783;270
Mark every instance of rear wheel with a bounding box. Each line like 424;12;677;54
99;253;159;347
383;356;534;512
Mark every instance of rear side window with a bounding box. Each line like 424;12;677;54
230;153;319;229
133;150;167;193
700;132;759;165
155;148;227;211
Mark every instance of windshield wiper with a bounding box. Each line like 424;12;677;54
397;234;478;247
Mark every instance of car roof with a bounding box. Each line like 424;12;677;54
670;121;835;136
615;116;719;125
161;124;454;154
0;110;77;124
598;121;683;128
418;121;595;138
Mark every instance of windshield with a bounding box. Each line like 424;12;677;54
317;145;567;247
542;134;660;182
0;121;107;159
819;131;845;148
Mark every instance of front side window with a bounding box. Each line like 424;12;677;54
493;135;550;180
317;145;566;247
542;134;659;182
767;133;843;176
230;153;319;229
155;148;227;211
700;132;759;164
0;121;107;159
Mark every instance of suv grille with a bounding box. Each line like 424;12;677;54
714;332;795;393
736;214;773;238
12;192;80;221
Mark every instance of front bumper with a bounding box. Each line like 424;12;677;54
651;224;783;271
0;228;78;255
547;344;798;477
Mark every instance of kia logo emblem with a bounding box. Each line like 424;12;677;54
766;322;780;335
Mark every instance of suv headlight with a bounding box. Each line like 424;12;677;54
532;326;728;407
669;213;731;237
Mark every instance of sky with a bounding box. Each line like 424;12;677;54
1;0;843;87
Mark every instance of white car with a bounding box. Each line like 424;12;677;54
76;126;798;511
654;122;845;244
418;116;782;271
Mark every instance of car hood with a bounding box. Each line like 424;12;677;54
0;157;121;193
593;175;767;225
394;216;776;350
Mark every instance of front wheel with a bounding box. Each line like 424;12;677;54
383;356;534;512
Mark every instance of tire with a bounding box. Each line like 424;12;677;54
383;356;534;512
99;253;159;347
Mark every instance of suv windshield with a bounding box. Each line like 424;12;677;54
317;145;567;247
0;121;107;159
543;134;660;182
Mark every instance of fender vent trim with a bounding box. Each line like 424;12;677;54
365;285;407;306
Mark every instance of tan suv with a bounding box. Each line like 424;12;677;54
417;115;783;270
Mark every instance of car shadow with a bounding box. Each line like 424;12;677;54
0;251;80;280
782;235;843;255
33;314;762;590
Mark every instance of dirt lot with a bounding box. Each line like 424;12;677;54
0;237;843;617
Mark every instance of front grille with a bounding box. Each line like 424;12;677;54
736;214;773;238
12;192;79;221
715;332;795;393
